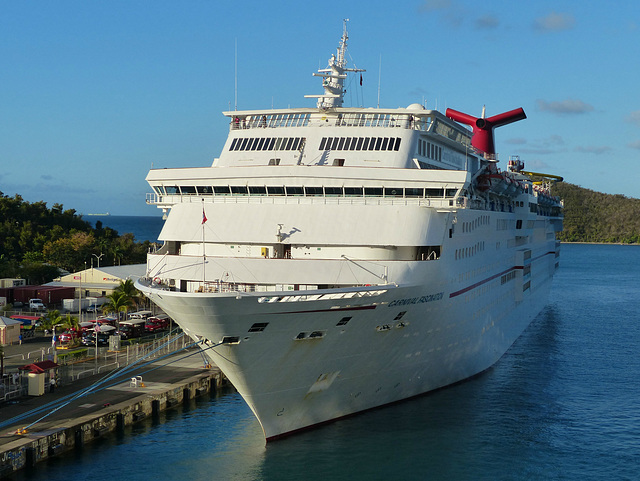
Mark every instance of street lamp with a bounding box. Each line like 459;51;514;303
92;252;104;269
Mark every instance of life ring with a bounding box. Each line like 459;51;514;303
153;277;162;284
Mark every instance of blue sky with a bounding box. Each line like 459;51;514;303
2;1;639;216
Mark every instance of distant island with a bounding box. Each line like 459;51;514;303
86;212;110;216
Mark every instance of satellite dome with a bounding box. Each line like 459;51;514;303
406;103;426;111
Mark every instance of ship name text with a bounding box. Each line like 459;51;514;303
388;292;444;307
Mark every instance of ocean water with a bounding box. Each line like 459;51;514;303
85;215;165;243
12;244;640;480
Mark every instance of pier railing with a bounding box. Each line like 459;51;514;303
56;332;192;383
1;332;197;401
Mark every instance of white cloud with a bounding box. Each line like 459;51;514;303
533;12;575;32
624;110;640;126
517;135;566;155
627;140;640;150
575;146;612;155
536;99;594;115
419;0;452;11
475;15;500;30
418;0;464;27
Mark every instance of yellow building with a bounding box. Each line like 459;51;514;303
47;264;146;300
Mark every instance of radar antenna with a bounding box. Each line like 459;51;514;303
305;19;366;109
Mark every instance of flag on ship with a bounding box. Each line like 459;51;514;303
202;207;208;224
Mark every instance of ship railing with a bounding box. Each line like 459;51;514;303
226;112;437;131
190;281;391;299
229;113;311;130
149;193;457;209
196;281;257;294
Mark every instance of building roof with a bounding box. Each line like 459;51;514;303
98;264;147;280
0;316;23;327
46;264;147;289
19;360;59;373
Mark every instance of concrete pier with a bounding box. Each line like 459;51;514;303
0;352;227;478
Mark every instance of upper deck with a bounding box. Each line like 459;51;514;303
213;105;474;170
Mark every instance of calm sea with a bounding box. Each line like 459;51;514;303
85;215;165;243
13;244;640;480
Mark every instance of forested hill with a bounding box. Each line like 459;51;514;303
0;192;151;284
551;182;640;244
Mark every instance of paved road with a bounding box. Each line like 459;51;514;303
2;334;57;372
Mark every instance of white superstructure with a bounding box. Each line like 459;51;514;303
136;22;563;441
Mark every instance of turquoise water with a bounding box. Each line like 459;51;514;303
13;244;640;480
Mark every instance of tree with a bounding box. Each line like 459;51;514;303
114;279;143;310
42;310;65;334
62;314;79;331
102;291;134;329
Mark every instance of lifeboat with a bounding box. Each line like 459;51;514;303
476;174;491;192
488;173;509;194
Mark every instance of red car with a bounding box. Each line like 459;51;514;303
145;315;170;333
58;329;82;345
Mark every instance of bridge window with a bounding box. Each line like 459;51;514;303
231;186;248;195
286;186;304;196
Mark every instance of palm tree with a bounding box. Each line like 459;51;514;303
62;314;79;331
42;310;64;333
114;279;143;310
102;291;134;329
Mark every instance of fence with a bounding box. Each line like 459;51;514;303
2;332;196;402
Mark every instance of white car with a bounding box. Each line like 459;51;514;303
29;299;46;310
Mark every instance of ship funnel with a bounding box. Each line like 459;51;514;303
445;107;526;157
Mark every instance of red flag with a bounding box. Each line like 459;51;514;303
202;207;208;224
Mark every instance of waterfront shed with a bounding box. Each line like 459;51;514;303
0;316;21;345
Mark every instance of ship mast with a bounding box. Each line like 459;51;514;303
305;19;365;109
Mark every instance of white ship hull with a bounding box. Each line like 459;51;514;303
138;217;560;440
136;22;563;441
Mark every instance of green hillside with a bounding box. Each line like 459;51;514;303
552;182;640;244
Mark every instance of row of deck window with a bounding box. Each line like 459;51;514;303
156;185;458;198
228;136;402;153
229;137;305;152
319;136;402;151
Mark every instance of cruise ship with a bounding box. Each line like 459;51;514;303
136;22;563;441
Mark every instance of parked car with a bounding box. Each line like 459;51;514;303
145;314;170;333
29;299;46;310
59;329;82;345
82;325;116;346
94;316;117;328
